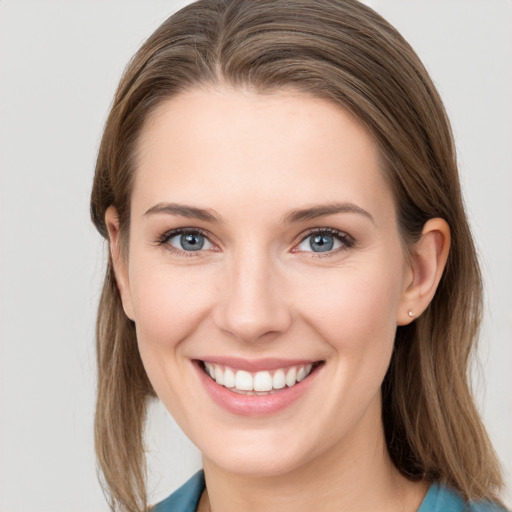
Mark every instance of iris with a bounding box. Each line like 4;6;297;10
309;233;334;252
180;233;205;251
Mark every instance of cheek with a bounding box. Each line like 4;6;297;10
289;259;403;411
128;262;219;425
294;263;402;350
292;266;402;427
128;260;215;355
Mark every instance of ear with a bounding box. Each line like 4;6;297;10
397;218;451;325
105;206;135;321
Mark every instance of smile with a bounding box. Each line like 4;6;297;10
195;358;324;416
202;362;317;394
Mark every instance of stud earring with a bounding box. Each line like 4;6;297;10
408;310;415;318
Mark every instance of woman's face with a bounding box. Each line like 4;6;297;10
112;87;415;477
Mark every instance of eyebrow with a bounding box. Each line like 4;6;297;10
144;202;222;223
282;202;375;225
143;201;374;225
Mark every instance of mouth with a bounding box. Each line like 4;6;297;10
194;358;324;416
198;360;324;395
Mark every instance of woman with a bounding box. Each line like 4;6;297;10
90;1;507;511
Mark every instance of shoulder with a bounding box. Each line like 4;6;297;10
419;482;508;512
152;471;205;512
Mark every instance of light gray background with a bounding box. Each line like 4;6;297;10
0;1;510;511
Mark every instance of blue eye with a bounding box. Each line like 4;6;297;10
296;230;351;254
166;231;213;252
309;233;335;252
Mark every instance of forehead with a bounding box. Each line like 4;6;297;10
132;87;395;223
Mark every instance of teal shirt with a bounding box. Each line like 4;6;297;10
153;471;507;512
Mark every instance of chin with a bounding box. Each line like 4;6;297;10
207;448;307;478
198;426;323;478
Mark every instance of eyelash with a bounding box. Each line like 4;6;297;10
155;228;216;257
155;227;355;257
293;227;355;257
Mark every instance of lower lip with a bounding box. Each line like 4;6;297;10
194;361;321;417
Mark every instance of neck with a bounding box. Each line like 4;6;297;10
200;400;428;512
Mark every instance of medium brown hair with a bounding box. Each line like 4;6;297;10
90;1;503;510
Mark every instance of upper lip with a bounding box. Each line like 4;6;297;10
195;356;322;372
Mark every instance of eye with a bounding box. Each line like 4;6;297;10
294;229;354;254
159;229;214;253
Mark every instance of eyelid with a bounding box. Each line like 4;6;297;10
291;227;355;255
154;226;355;257
155;227;219;255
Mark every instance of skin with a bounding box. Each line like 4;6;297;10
106;87;450;512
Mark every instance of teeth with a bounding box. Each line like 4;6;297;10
235;370;253;391
285;366;297;387
272;369;286;389
297;364;312;382
224;367;235;388
203;362;316;393
205;362;215;379
253;371;272;392
214;365;224;386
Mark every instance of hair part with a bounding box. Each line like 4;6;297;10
90;1;503;510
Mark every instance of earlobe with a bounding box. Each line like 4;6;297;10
105;206;135;321
397;218;451;326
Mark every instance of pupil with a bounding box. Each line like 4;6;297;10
181;233;204;251
310;234;333;252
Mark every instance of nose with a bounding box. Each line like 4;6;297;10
212;248;292;343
